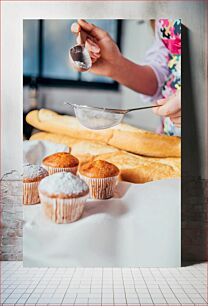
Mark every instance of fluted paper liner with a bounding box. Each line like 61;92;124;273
23;181;40;205
39;192;88;224
79;174;118;199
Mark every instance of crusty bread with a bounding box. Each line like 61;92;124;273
30;131;180;183
27;109;113;143
94;151;180;183
26;109;181;158
30;131;80;147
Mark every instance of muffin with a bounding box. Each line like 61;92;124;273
42;152;79;175
79;160;119;199
23;164;49;205
38;172;89;223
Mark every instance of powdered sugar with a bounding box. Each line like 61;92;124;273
39;172;89;195
23;163;48;179
73;106;123;130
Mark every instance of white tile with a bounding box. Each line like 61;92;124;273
1;262;208;306
91;288;102;292
76;293;89;298
114;293;126;297
52;293;65;298
89;293;102;298
151;297;167;304
47;297;63;303
29;293;40;298
77;288;90;293
75;297;89;304
102;293;114;297
164;296;179;302
114;298;126;303
126;298;139;303
3;297;20;304
88;298;102;304
114;288;125;292
6;293;22;299
137;293;151;298
65;293;77;298
15;298;30;304
189;296;206;303
37;297;51;303
125;293;137;298
102;297;114;303
102;289;114;293
63;297;76;303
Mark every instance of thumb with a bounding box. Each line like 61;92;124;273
78;19;109;41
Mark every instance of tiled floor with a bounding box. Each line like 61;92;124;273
0;262;207;305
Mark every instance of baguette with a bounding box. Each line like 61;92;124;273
27;109;113;143
94;151;180;183
26;109;181;157
30;132;119;164
30;131;180;183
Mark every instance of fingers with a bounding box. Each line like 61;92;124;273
89;50;101;64
71;22;81;34
170;115;181;126
85;38;101;64
169;110;181;118
71;22;101;55
77;19;109;41
70;22;101;67
156;97;168;106
85;38;100;53
153;94;181;117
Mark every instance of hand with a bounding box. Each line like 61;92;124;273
71;19;122;77
153;91;181;128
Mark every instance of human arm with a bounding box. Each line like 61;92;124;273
71;20;158;96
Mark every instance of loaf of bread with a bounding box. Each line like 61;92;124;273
94;151;180;183
30;131;180;183
30;132;119;164
26;109;181;158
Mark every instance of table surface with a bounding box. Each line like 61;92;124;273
23;179;181;267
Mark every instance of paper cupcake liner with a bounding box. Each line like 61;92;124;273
39;192;88;224
79;174;118;199
23;181;40;205
43;165;78;175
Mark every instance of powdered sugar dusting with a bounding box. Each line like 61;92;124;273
39;172;89;195
23;163;48;179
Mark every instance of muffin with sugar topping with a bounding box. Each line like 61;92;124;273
23;163;48;205
42;152;79;175
79;160;119;199
38;172;89;223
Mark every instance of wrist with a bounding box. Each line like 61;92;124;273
108;54;125;79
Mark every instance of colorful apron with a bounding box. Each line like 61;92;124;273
158;19;181;136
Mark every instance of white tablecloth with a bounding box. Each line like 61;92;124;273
23;179;180;267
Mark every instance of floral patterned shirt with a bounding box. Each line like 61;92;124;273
141;19;181;136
